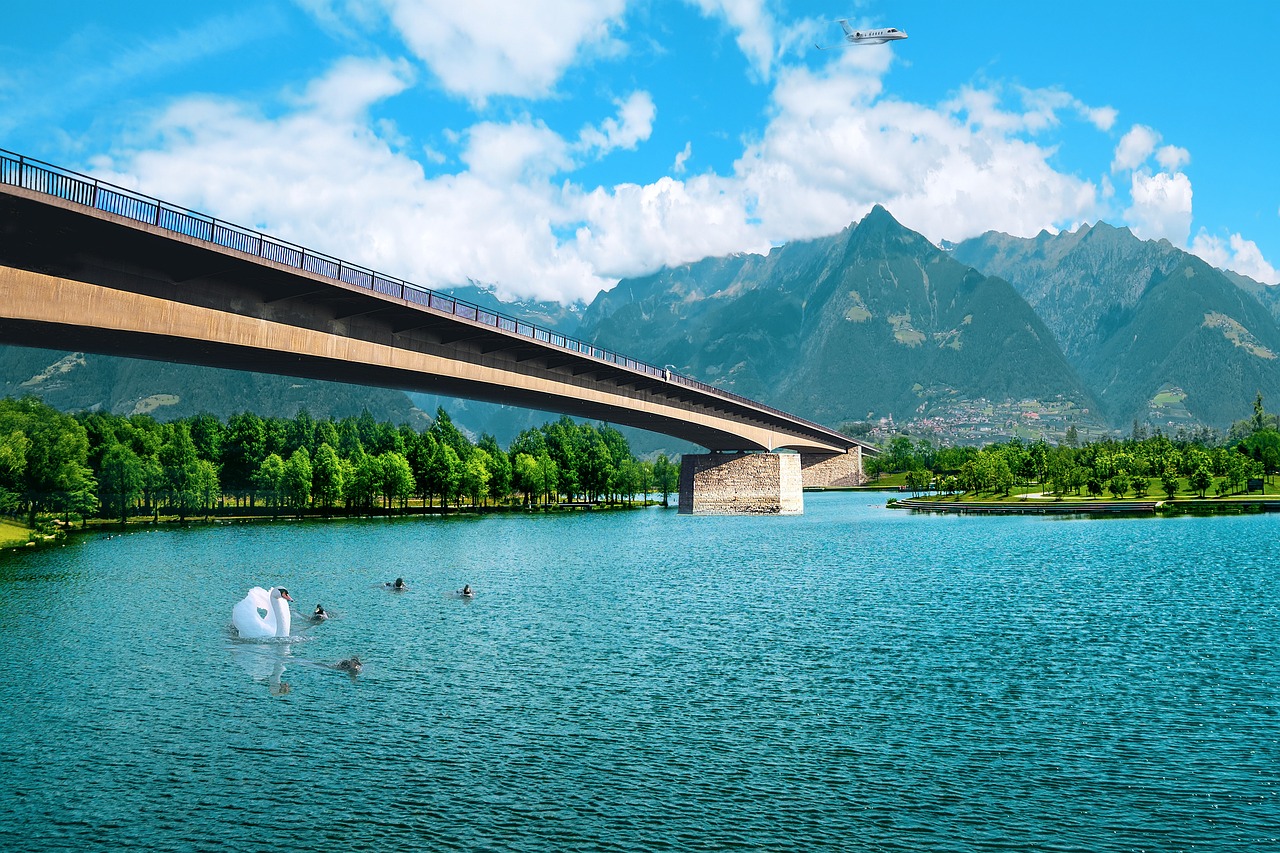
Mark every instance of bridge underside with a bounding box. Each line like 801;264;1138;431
0;186;861;455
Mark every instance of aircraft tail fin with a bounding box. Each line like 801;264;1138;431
838;19;854;36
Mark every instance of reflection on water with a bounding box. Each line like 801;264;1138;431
0;498;1277;852
230;642;294;696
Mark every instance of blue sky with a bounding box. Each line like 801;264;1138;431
2;0;1277;303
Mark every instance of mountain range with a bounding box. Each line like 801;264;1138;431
4;208;1280;442
950;222;1280;429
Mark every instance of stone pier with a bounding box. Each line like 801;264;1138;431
799;447;865;489
678;451;803;515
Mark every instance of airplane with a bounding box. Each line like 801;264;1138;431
815;20;908;49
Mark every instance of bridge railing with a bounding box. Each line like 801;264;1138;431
0;148;853;445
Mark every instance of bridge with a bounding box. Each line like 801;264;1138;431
0;150;872;513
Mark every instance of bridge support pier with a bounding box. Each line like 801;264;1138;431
799;448;865;489
678;452;803;515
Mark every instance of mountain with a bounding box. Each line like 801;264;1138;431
577;206;1095;429
0;344;431;425
949;223;1183;360
952;224;1280;427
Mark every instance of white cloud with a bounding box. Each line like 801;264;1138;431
686;0;777;80
1083;104;1118;132
1191;230;1280;285
93;57;611;303
673;141;692;174
1112;124;1159;173
732;65;1103;248
1156;144;1190;172
576;91;656;157
377;0;626;102
1124;169;1193;245
299;55;415;121
462;120;570;183
90;32;1222;307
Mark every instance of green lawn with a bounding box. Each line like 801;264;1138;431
0;518;31;547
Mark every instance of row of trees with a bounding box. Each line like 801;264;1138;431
878;426;1280;500
0;397;681;524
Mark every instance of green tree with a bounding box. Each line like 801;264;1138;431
160;423;202;522
221;412;267;506
379;451;416;509
1131;474;1149;498
347;449;380;510
535;451;558;505
427;443;462;507
653;454;678;507
1190;464;1213;498
99;443;143;524
282;447;313;512
1106;472;1130;499
194;458;221;517
512;452;539;506
460;449;491;507
255;453;286;510
312;443;345;511
478;435;512;504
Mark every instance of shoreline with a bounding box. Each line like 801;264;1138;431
890;496;1280;516
1;500;672;554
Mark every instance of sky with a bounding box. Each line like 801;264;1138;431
1;0;1277;305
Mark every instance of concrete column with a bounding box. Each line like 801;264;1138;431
678;452;803;515
799;448;865;489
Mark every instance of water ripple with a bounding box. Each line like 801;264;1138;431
0;499;1277;851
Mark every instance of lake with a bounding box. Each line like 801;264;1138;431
1;493;1277;851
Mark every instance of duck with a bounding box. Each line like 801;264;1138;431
335;656;363;674
232;587;293;639
312;604;329;622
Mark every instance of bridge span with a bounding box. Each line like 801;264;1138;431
0;150;871;513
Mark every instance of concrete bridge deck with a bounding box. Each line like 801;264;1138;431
0;150;875;513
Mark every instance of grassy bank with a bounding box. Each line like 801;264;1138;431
0;518;32;548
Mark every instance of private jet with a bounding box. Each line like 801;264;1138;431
815;20;908;49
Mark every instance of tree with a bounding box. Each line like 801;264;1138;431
460;449;491;507
312;443;345;511
255;453;286;510
1190;464;1213;498
478;435;512;504
55;460;98;525
194;458;220;517
1106;472;1130;499
221;413;267;506
1086;476;1104;498
429;407;471;459
99;443;143;525
1160;468;1180;500
0;428;31;514
1131;474;1149;498
160;423;202;522
580;431;613;501
379;451;416;509
426;443;462;507
653;454;678;507
281;447;313;513
346;449;380;510
512;452;539;506
535;451;558;505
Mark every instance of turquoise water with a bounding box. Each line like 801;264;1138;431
1;494;1277;851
